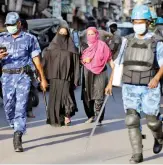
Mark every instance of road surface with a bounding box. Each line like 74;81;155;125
0;86;163;164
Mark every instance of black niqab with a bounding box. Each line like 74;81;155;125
42;26;80;85
48;27;77;54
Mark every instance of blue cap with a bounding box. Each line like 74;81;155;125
5;12;20;25
151;11;157;19
156;17;163;25
131;5;152;21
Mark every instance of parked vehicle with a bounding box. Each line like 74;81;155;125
117;22;134;36
27;18;60;50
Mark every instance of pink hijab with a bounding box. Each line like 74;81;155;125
81;27;112;75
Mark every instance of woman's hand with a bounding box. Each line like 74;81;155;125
105;82;112;95
105;59;114;95
40;78;48;92
83;57;92;64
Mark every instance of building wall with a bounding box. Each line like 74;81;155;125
72;0;86;6
37;0;49;13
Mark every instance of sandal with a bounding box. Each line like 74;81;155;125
85;116;95;123
64;117;71;126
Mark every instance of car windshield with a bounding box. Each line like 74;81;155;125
118;27;134;36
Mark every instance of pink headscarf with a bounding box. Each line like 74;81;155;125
81;27;112;75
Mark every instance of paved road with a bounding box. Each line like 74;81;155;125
0;85;163;164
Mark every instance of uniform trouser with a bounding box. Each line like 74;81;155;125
26;84;33;113
125;109;163;155
123;84;163;155
2;73;31;134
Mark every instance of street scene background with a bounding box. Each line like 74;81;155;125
1;0;163;164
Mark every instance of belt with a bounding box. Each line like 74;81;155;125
2;66;30;74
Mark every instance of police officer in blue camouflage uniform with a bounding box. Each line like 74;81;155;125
106;5;163;163
0;12;48;152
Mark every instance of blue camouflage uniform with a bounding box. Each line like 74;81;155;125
0;30;41;134
120;32;163;116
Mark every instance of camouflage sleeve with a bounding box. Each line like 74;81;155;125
29;35;41;58
156;42;163;67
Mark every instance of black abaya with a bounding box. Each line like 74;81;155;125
42;30;80;126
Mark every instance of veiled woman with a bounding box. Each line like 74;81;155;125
42;26;80;126
81;27;114;124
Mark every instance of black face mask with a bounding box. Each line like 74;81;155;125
110;28;116;34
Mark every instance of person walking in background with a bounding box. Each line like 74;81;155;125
42;25;80;127
81;27;114;124
107;22;122;61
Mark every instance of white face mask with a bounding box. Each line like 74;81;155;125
6;25;18;35
133;24;146;35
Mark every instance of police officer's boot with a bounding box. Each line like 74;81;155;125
125;109;143;164
13;131;23;152
146;115;163;154
153;138;162;154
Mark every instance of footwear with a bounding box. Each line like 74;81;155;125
85;117;95;123
153;138;163;154
13;131;23;152
64;117;71;126
129;153;143;164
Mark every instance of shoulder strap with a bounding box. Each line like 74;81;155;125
150;34;163;68
125;33;135;41
150;34;163;52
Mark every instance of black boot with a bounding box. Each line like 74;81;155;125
130;153;143;164
125;110;143;164
13;131;23;152
146;115;163;154
128;128;143;163
153;138;163;154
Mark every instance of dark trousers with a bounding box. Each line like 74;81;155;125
82;91;105;122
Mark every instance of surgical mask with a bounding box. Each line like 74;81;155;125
133;24;146;35
6;25;18;34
